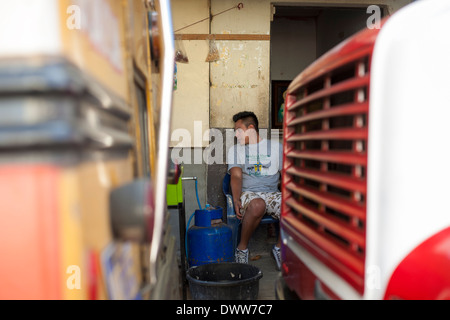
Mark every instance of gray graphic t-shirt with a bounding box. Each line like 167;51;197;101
227;139;283;192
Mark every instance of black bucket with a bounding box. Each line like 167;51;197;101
186;262;263;300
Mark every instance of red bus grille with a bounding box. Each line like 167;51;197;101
282;55;371;295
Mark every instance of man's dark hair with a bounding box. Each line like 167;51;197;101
232;111;259;132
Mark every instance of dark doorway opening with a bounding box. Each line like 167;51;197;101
270;5;386;129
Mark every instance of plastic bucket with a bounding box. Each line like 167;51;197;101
186;263;263;300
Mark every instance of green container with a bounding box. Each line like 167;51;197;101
166;174;183;206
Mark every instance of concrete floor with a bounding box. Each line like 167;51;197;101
245;224;279;300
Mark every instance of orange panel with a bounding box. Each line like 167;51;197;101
0;165;61;299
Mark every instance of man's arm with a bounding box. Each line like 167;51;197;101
229;167;243;220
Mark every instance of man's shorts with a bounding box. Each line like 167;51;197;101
240;191;281;220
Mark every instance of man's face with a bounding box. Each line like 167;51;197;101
234;119;256;145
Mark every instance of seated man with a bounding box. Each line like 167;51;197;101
227;111;283;270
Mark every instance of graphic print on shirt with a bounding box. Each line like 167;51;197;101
245;154;272;177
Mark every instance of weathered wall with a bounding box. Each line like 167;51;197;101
171;0;210;148
210;41;270;129
210;0;271;129
171;0;209;216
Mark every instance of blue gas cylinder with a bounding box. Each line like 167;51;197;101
187;205;233;267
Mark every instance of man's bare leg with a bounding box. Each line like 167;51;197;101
237;198;266;251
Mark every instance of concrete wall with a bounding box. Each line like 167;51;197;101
210;0;271;129
171;0;210;148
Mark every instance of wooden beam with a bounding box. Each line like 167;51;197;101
174;34;270;41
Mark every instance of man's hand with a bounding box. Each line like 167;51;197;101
234;199;243;220
230;167;243;220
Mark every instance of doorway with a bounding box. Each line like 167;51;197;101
270;5;385;130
